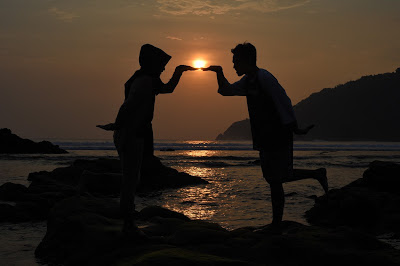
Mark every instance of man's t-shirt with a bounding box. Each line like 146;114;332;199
246;76;292;151
218;68;295;151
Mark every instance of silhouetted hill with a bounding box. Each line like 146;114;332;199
216;119;251;140
0;128;67;154
216;68;400;141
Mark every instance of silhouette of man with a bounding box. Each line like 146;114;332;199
98;44;195;234
204;42;328;230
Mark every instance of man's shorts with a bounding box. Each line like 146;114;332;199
259;144;293;184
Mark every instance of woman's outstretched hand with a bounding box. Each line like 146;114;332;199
96;123;117;131
176;65;197;73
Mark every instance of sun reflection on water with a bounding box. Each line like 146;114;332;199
179;166;215;178
165;203;217;221
184;140;215;145
184;150;218;158
164;186;221;220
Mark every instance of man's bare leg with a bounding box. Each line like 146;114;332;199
285;168;328;193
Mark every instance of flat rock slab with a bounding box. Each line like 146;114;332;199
35;195;400;266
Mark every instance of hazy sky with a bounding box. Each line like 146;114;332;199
1;0;399;140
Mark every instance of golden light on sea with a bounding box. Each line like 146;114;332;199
193;59;206;69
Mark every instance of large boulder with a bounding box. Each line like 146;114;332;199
35;195;400;266
0;128;67;154
0;182;28;201
306;161;400;235
28;157;208;196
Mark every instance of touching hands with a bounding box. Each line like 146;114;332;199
175;65;223;74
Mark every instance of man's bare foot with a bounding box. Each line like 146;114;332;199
121;218;149;242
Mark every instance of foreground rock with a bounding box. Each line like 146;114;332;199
306;161;400;235
0;128;67;154
0;157;207;223
35;195;400;266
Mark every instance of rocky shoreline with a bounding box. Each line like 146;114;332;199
306;161;400;236
1;160;400;265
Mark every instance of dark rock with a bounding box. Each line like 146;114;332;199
35;195;122;265
35;195;400;266
306;161;400;235
72;158;121;173
363;161;400;194
76;156;208;196
0;203;20;222
0;128;68;154
168;220;230;245
0;182;28;201
0;200;51;223
78;171;122;196
139;206;190;221
15;200;52;220
27;156;207;197
0;182;58;222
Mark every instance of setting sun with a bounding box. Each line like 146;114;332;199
193;59;206;69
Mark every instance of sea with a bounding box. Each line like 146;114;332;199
1;140;400;265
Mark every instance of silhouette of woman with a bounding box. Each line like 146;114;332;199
98;44;195;234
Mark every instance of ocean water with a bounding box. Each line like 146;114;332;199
1;140;400;265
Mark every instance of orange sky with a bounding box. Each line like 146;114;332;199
1;0;399;140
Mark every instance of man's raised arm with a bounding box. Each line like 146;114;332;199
203;66;246;96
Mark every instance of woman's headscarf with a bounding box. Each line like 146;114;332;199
139;44;171;72
124;44;171;99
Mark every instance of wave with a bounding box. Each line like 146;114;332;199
294;142;400;151
294;161;370;169
52;140;400;152
348;155;400;160
172;159;373;169
53;141;116;150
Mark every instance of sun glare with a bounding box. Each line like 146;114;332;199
193;59;206;69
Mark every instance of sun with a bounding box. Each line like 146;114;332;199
193;59;206;69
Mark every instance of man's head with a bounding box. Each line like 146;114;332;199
231;42;257;76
